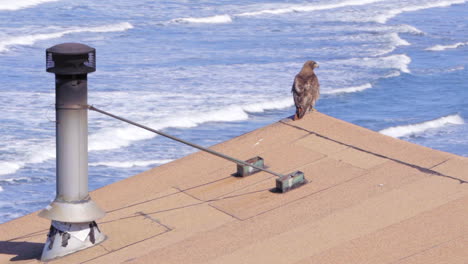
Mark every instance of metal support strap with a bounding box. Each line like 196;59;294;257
87;105;285;178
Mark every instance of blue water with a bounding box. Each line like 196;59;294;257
1;0;467;223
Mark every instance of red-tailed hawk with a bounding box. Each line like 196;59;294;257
292;60;320;120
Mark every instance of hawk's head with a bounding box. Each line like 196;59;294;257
300;60;319;75
306;60;319;69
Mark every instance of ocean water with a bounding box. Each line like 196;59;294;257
0;0;467;223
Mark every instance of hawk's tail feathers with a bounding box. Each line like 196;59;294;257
294;106;306;120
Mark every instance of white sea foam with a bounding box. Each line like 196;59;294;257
324;83;372;94
0;0;58;11
446;65;465;72
171;15;233;24
0;186;3;192
379;114;464;138
89;159;173;168
27;145;56;164
236;0;384;17
0;22;133;52
394;24;424;35
89;98;294;152
243;98;294;112
376;54;412;73
331;54;412;73
425;42;467;51
0;143;55;176
373;0;467;23
0;162;24;176
170;0;384;24
0;176;45;184
389;33;411;46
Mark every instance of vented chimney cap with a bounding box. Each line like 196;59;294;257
46;43;96;75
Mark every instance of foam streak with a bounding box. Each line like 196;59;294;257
426;42;468;51
89;98;294;152
0;0;58;11
374;0;467;23
0;96;296;176
237;0;384;17
171;0;384;24
0;162;24;176
324;83;372;94
0;22;133;52
379;114;464;138
171;15;232;24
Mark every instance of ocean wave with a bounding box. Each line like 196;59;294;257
0;186;3;192
331;54;412;73
170;0;384;24
388;32;410;46
0;0;58;11
0;162;24;176
446;65;465;72
89;159;174;168
243;98;293;112
373;0;467;23
170;15;233;24
373;54;412;73
89;98;294;152
0;95;282;176
0;145;54;176
425;42;467;51
379;114;464;138
237;0;384;17
324;83;372;94
0;22;133;53
0;176;48;185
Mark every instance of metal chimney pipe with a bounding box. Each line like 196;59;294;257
39;43;106;261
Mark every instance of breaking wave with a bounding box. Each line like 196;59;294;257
89;159;174;168
0;162;24;176
169;0;467;25
379;114;464;138
373;0;467;23
446;65;465;72
425;42;467;51
330;54;412;73
236;0;384;17
324;83;372;94
171;15;233;24
0;96;295;177
0;176;48;185
0;22;133;53
0;0;58;11
89;98;294;151
170;0;384;24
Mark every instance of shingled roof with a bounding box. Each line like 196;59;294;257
1;112;467;263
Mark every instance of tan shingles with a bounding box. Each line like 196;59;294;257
1;112;467;264
204;177;468;264
294;134;348;155
51;245;109;264
396;236;468;264
293;195;468;264
329;147;387;169
123;161;429;264
432;157;468;182
84;203;234;264
211;157;365;220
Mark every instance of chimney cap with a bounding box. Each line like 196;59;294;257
46;43;95;55
46;43;96;75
